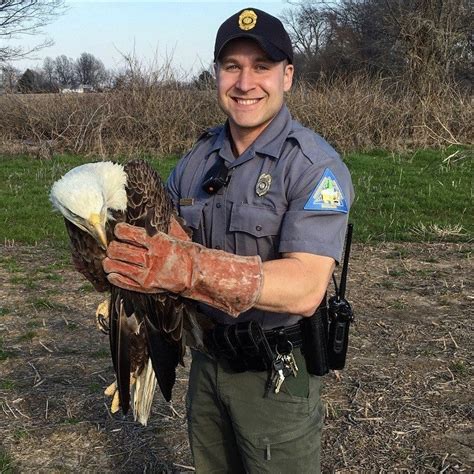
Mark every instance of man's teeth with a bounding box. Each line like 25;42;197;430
235;98;259;105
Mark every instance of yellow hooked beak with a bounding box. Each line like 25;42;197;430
88;213;108;249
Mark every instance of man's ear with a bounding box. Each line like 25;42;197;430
283;63;294;92
213;62;219;76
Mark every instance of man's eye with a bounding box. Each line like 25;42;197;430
224;64;239;71
255;64;270;71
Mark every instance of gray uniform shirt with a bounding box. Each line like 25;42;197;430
166;105;354;329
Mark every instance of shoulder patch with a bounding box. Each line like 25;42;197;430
304;168;348;213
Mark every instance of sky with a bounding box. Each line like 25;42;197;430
13;1;288;78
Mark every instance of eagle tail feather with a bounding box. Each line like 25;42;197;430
132;358;157;426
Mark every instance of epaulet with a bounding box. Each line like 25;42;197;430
196;125;223;143
287;121;339;165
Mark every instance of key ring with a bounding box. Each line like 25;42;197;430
275;339;293;356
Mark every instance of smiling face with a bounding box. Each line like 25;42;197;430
215;38;294;146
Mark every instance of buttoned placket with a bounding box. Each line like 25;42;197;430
210;187;226;251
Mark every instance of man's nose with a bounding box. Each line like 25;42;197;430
235;68;255;92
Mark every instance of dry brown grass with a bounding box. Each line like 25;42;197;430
0;242;472;471
0;75;471;157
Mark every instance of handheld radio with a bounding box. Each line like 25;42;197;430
327;223;354;370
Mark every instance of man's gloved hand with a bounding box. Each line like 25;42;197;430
102;221;263;317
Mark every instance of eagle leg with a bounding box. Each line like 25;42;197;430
96;299;110;334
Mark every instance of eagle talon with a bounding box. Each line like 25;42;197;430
104;374;138;415
104;381;121;413
95;299;110;334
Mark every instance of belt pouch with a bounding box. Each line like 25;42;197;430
234;321;273;371
209;324;239;359
300;307;330;376
206;321;274;372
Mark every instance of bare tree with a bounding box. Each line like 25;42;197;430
282;0;471;89
1;63;20;92
75;52;107;88
383;0;472;91
54;54;76;88
0;0;66;64
281;2;330;62
42;56;56;85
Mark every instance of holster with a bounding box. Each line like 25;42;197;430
299;301;330;376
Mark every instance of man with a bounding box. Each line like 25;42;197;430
104;7;354;473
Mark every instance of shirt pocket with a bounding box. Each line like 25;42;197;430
179;201;205;244
229;203;284;259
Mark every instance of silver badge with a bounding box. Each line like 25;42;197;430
256;173;272;197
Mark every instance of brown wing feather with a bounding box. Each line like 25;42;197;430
124;160;185;343
109;159;188;408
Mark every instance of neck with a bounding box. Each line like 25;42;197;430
228;119;273;157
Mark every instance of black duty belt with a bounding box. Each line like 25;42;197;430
264;323;303;350
204;320;304;372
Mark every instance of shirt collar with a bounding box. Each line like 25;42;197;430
252;104;292;159
207;104;293;165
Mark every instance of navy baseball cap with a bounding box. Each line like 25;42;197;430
214;8;293;64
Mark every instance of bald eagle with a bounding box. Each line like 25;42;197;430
50;160;203;425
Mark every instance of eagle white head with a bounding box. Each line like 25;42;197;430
50;161;128;249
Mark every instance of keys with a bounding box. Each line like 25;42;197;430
282;352;299;378
271;339;299;394
272;357;286;394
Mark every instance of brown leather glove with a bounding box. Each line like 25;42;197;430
103;222;263;317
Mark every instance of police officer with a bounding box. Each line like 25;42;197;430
104;7;354;473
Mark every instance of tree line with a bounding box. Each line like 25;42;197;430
1;0;471;95
2;52;109;93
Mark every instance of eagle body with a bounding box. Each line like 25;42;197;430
50;160;198;425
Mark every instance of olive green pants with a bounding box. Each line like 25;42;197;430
186;349;324;474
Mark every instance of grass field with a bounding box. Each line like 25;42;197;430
0;147;472;246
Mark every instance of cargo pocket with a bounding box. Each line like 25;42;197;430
251;414;323;470
229;203;284;258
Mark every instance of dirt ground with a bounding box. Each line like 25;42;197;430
0;242;472;473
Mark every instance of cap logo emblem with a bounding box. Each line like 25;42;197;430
239;9;257;31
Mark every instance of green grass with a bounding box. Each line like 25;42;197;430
0;149;472;243
0;256;22;273
0;337;12;361
347;147;472;241
63;417;79;425
26;320;42;329
0;448;13;474
88;382;102;393
13;429;29;440
0;153;180;245
450;360;470;378
17;331;37;342
26;297;60;310
9;275;39;289
0;380;15;390
78;282;95;293
90;348;110;359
